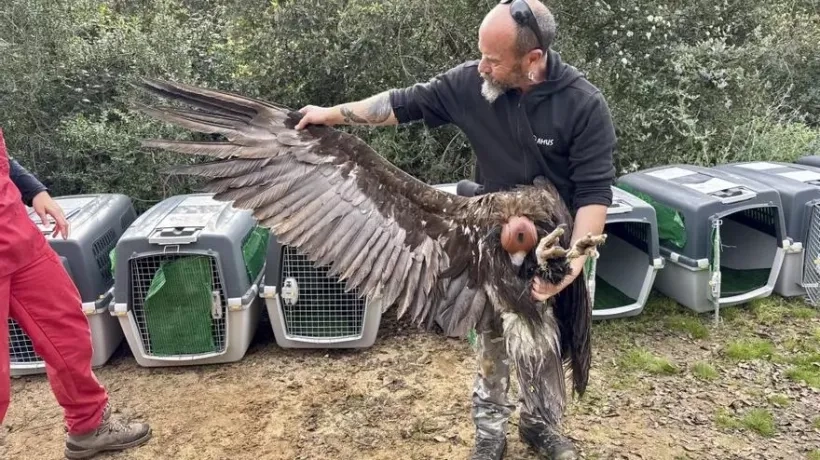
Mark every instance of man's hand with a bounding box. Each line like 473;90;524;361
32;191;69;240
294;91;397;131
294;105;339;130
531;277;563;302
531;204;607;301
531;256;585;302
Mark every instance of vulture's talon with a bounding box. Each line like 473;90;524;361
535;226;567;266
539;246;568;262
566;233;607;260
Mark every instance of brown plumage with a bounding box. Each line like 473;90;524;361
134;78;604;420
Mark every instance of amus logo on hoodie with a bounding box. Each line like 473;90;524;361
533;135;554;147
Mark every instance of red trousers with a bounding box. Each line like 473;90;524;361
0;246;109;434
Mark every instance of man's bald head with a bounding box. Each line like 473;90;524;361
479;6;519;57
481;0;556;58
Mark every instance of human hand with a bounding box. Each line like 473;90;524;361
531;277;564;302
32;191;69;239
294;105;337;130
531;258;585;302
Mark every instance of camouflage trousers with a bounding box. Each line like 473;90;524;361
471;322;562;439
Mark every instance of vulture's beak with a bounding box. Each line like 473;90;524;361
501;216;537;266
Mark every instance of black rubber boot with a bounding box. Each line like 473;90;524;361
518;422;578;460
470;434;507;460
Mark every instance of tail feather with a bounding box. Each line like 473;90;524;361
501;311;566;426
554;275;592;397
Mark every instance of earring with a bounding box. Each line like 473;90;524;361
528;71;535;81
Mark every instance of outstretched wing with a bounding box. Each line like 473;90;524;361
135;78;488;335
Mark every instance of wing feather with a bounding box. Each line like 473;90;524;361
330;217;379;278
166;158;271;178
363;235;397;291
343;227;386;286
255;178;331;221
383;247;413;310
297;219;339;255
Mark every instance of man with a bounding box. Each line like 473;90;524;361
295;0;616;458
0;128;152;459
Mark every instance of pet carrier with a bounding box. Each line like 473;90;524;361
617;165;787;315
110;194;267;367
588;186;664;320
260;233;383;349
713;161;820;301
795;156;820;169
11;194;136;376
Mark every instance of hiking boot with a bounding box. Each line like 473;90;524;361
470;434;507;460
518;422;577;460
64;405;152;459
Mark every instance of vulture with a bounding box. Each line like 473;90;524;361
134;78;606;423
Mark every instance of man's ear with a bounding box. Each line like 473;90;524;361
527;49;545;67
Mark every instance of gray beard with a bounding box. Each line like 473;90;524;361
481;78;507;103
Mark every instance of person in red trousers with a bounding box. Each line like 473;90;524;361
0;128;151;459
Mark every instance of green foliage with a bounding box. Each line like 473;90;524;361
0;0;237;209
767;394;790;407
550;0;820;172
715;407;777;437
724;338;775;361
0;0;818;204
618;348;679;375
786;364;820;388
664;314;709;339
690;361;718;381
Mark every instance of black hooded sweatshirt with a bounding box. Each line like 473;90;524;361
389;49;617;213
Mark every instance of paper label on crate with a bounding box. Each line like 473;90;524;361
159;209;226;228
682;177;738;195
736;162;781;171
158;196;228;228
645;167;697;181
777;170;820;183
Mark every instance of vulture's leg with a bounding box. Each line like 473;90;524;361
535;226;567;265
535;227;571;285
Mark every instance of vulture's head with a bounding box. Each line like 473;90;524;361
500;215;538;266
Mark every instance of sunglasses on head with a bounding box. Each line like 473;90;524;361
499;0;546;52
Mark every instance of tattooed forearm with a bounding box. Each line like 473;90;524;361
336;91;397;126
340;106;369;124
365;92;393;123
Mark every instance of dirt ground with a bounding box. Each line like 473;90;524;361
3;295;820;460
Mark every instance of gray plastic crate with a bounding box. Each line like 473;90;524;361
260;233;383;349
590;186;665;320
795;156;820;169
11;194;136;376
713;161;820;301
617;165;787;313
110;194;266;367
